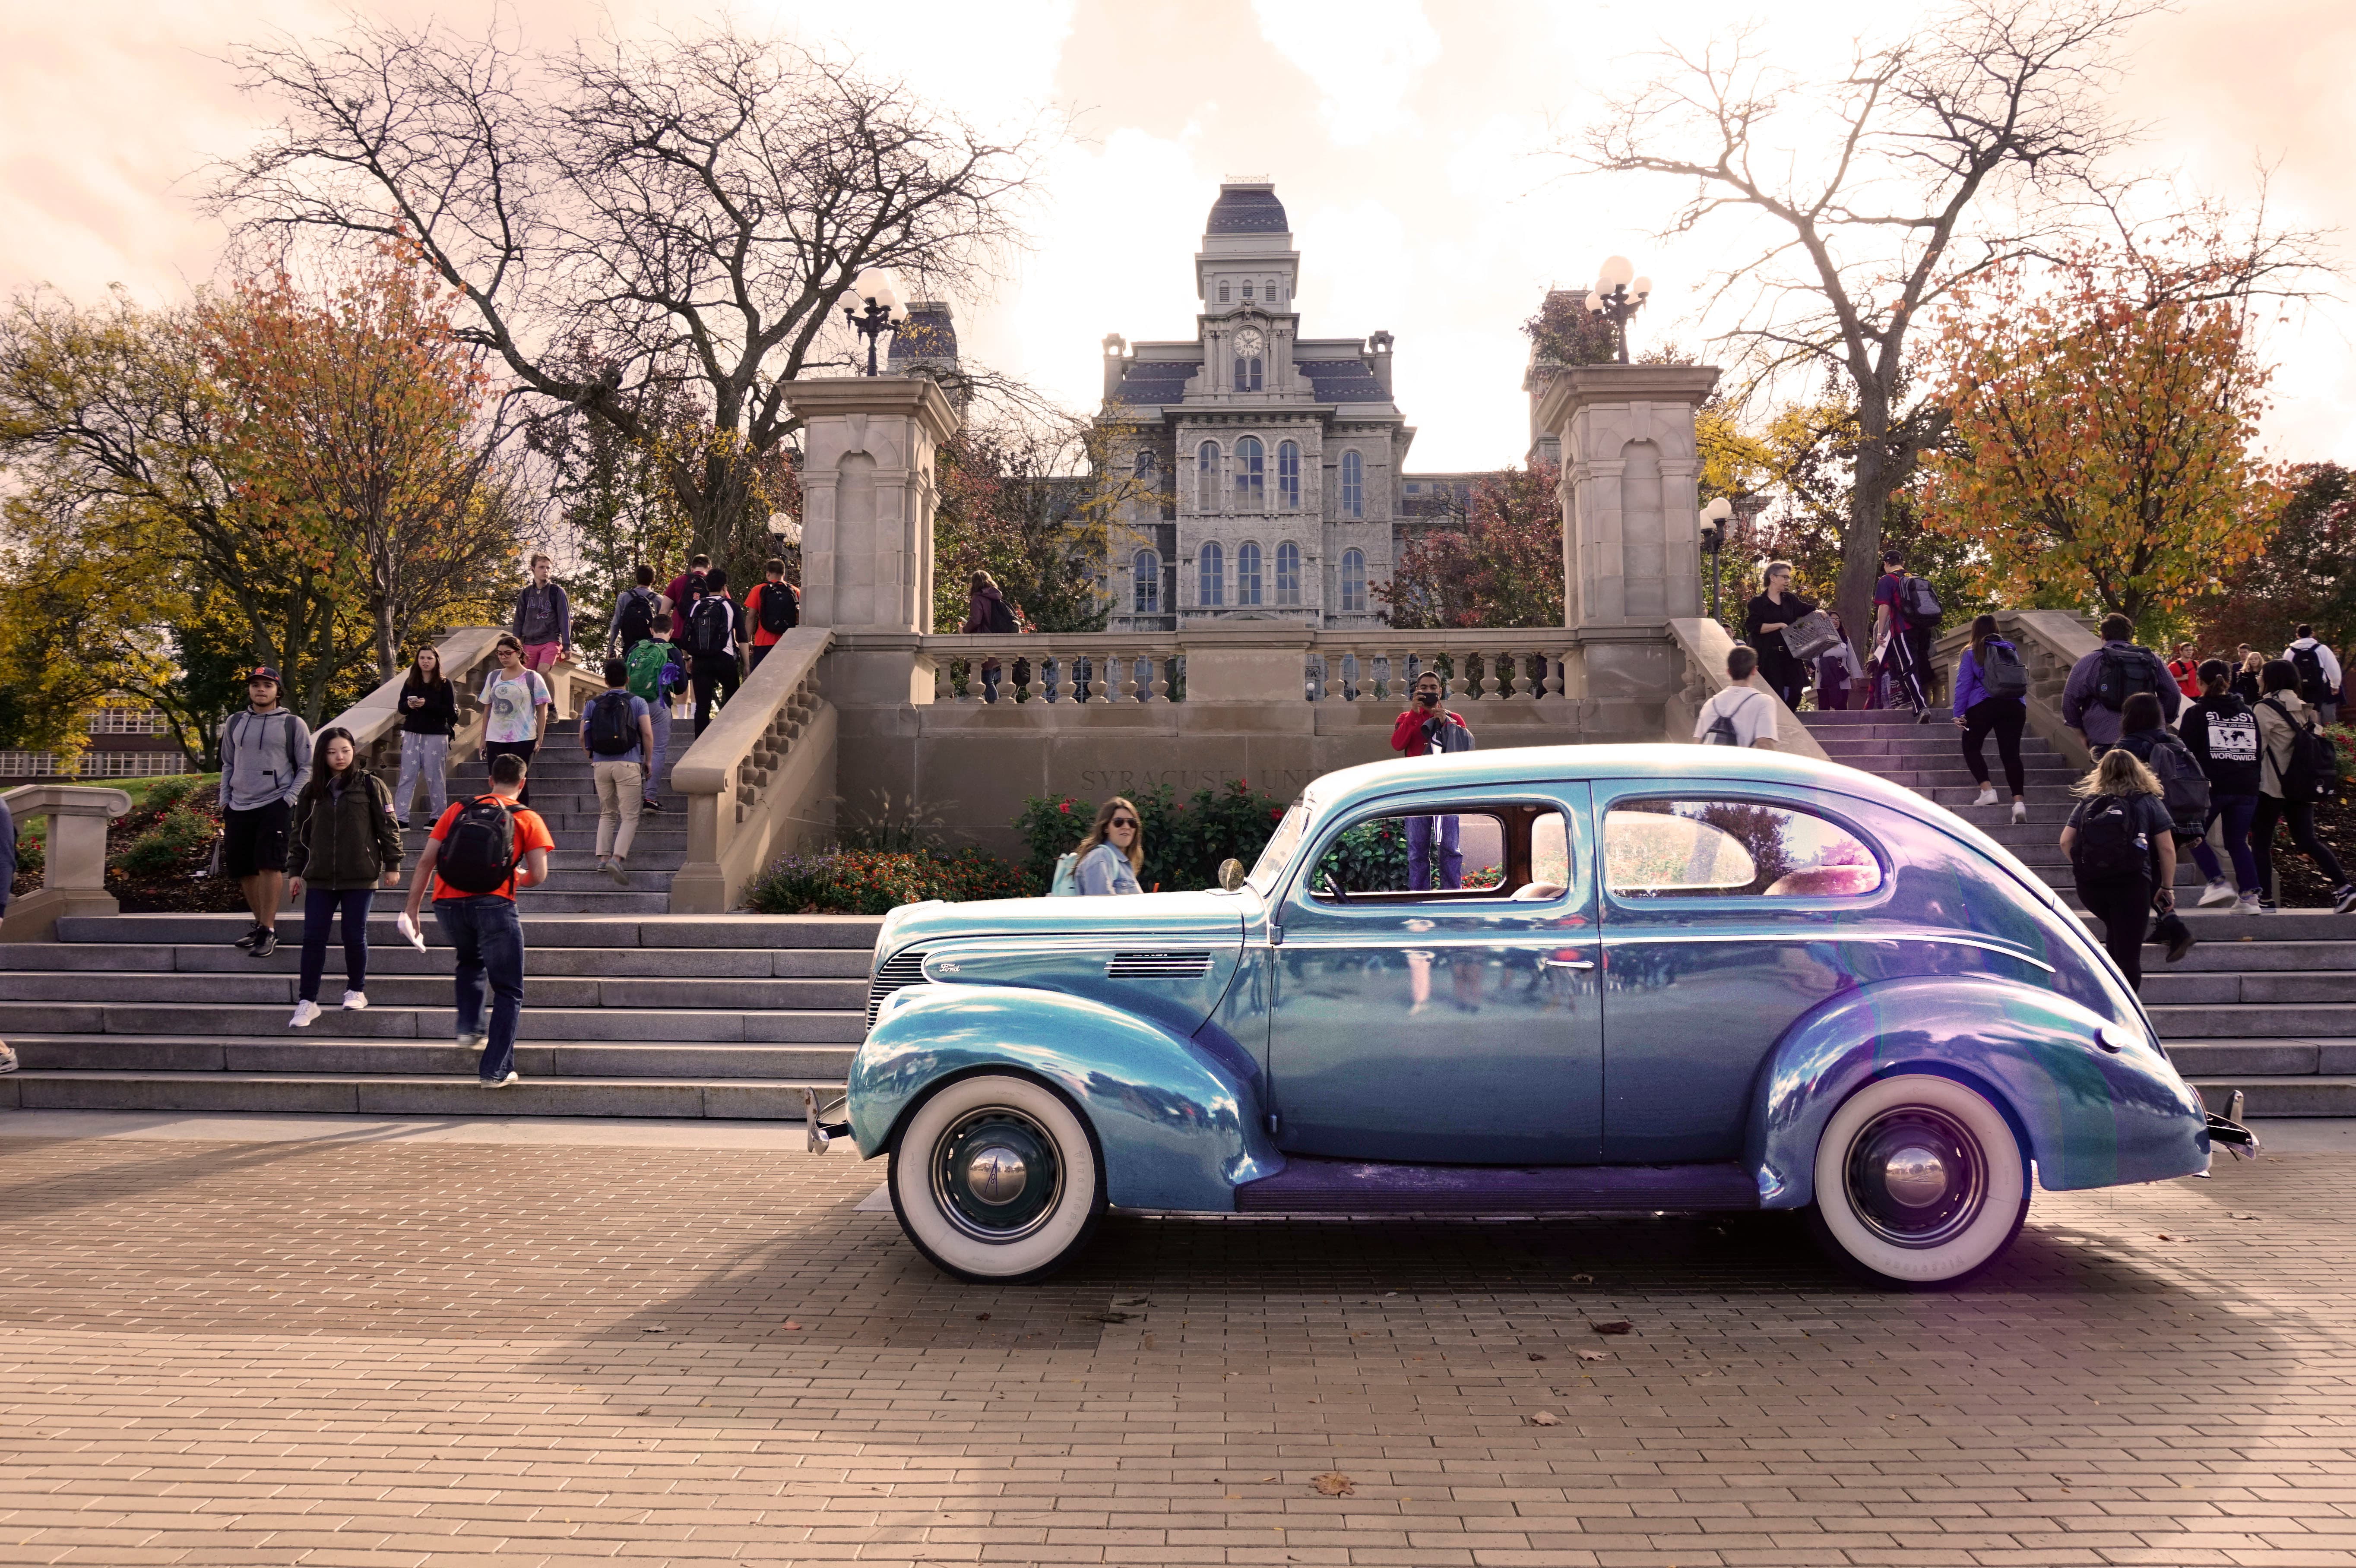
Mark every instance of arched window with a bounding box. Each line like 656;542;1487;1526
1233;436;1264;509
1242;281;1254;300
1237;541;1263;606
1196;441;1219;512
1133;448;1156;483
1217;279;1230;303
1340;549;1367;613
1340;450;1364;519
1275;542;1301;606
1132;550;1160;614
1277;441;1301;509
1233;355;1262;392
1198;542;1225;608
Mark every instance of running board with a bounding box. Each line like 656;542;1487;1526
1233;1158;1760;1214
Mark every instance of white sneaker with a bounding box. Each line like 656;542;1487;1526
458;1030;488;1053
2198;879;2236;908
288;999;322;1029
2011;800;2028;825
2234;892;2263;915
1973;786;1998;807
481;1070;520;1089
341;989;369;1010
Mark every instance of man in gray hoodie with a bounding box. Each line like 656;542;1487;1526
219;667;312;958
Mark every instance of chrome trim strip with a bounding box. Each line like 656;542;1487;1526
1596;928;2055;973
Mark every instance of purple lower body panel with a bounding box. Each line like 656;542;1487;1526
1233;1158;1761;1215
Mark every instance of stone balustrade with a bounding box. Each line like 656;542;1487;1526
0;784;133;941
670;627;837;913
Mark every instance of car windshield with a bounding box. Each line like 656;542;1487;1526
1247;801;1310;895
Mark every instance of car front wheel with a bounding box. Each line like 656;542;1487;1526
1809;1073;2029;1286
888;1073;1102;1283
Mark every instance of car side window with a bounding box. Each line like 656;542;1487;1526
1605;798;1881;899
1308;805;1569;902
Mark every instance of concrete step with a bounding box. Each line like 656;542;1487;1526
5;1034;856;1080
2139;970;2356;1005
2167;1039;2356;1076
2128;910;2356;942
1817;738;2066;762
0;1070;846;1119
0;1000;864;1043
2135;940;2356;973
2190;1076;2356;1118
0;942;871;979
497;889;673;913
0;971;864;1010
2145;1003;2356;1040
56;913;886;949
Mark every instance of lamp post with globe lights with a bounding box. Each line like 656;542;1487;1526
1582;256;1653;364
1700;495;1733;621
841;270;910;376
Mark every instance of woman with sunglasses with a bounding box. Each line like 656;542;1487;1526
1074;797;1146;895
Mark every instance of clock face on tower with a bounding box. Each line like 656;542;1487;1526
1236;327;1265;357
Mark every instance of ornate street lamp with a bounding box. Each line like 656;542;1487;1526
1581;255;1653;364
1700;496;1733;621
840;269;910;376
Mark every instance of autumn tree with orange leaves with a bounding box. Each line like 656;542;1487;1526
1922;231;2284;632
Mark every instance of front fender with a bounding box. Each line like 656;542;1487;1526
850;983;1282;1213
1747;976;2209;1209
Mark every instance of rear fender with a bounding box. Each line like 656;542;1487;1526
1747;976;2208;1208
851;983;1281;1213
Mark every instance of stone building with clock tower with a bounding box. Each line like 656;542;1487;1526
1098;180;1469;631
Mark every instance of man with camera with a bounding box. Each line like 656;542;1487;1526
1389;670;1476;891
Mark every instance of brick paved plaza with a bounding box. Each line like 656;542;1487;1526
1;1121;2352;1567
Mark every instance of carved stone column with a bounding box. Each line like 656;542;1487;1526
1;784;133;942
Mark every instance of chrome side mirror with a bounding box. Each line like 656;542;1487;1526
1217;857;1246;892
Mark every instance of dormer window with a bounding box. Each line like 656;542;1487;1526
1217;280;1230;303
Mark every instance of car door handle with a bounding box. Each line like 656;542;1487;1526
1543;957;1596;971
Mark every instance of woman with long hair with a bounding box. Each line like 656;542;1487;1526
1740;561;1814;710
478;633;551;807
1952;613;2029;822
2232;649;2265;705
2252;658;2356;914
393;643;458;829
285;727;403;1028
960;569;1009;702
2059;748;2180;991
1073;797;1146;895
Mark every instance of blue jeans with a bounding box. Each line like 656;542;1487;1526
1407;815;1461;891
298;886;375;1002
2187;793;2260;894
432;895;525;1081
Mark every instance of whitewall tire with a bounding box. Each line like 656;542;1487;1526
1809;1073;2029;1286
888;1073;1103;1283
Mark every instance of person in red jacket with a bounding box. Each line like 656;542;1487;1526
1390;670;1475;890
2166;642;2201;700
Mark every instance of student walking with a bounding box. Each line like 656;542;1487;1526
391;645;458;829
1815;611;1864;712
2060;749;2185;992
581;659;656;886
1952;614;2031;823
2285;625;2342;726
1741;562;1815;711
683;566;741;734
664;554;711;624
2251;658;2356;914
744;558;800;670
1393;668;1476;889
2232;650;2265;704
608;564;664;658
284;727;403;1028
1070;798;1146;895
1871;550;1940;720
624;613;687;812
478;635;552;809
219;667;313;958
2062;613;2179;757
2178;658;2265;914
2111;692;2204;962
1692;646;1778;749
2166;643;2202;700
961;569;1015;702
399;752;555;1088
510;554;572;673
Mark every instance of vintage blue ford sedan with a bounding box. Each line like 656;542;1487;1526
818;745;2247;1287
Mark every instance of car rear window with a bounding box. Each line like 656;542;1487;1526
1605;798;1882;899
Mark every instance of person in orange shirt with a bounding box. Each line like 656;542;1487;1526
397;752;555;1088
744;557;800;670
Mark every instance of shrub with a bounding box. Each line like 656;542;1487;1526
1015;778;1292;892
113;806;216;879
743;846;1039;915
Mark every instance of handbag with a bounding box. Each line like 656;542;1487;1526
1783;608;1842;663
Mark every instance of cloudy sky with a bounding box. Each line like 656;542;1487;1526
4;0;2350;471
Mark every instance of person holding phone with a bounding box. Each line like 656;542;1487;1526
1389;670;1476;890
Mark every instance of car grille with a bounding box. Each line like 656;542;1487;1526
1105;950;1216;980
865;949;928;1033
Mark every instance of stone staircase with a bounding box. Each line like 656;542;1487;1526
1806;708;2356;1116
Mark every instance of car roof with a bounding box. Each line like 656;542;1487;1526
1304;744;1939;823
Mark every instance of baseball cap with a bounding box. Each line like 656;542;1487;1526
248;666;281;684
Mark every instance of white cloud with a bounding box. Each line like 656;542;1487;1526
1250;0;1440;146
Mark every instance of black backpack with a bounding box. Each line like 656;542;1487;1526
985;595;1017;635
2071;793;2150;881
685;596;732;659
437;795;521;895
2259;696;2342;801
1900;575;1943;626
2142;733;2212;836
586;689;637;756
2290;644;2331;704
2095;645;2163;711
755;581;798;635
614;587;655;647
1981;639;2029;699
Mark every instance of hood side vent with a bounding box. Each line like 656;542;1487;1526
1106;950;1216;980
865;949;928;1033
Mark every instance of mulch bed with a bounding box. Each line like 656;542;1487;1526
10;779;245;914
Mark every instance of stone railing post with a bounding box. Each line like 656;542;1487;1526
1;784;134;941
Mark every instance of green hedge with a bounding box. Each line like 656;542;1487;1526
1013;778;1291;893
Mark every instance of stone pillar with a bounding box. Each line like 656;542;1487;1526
786;374;962;707
1;784;133;942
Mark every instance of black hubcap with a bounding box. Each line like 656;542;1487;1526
1844;1106;1987;1249
932;1108;1062;1242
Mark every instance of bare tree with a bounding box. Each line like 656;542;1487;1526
1564;0;2162;637
213;19;1046;556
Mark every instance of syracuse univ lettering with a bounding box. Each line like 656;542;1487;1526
1077;767;1314;794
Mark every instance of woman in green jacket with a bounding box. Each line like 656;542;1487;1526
285;727;403;1028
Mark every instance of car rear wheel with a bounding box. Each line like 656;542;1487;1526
1809;1073;2028;1286
888;1074;1102;1283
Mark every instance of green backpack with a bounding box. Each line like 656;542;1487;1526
625;638;684;703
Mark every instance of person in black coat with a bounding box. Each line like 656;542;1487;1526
1742;562;1815;711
